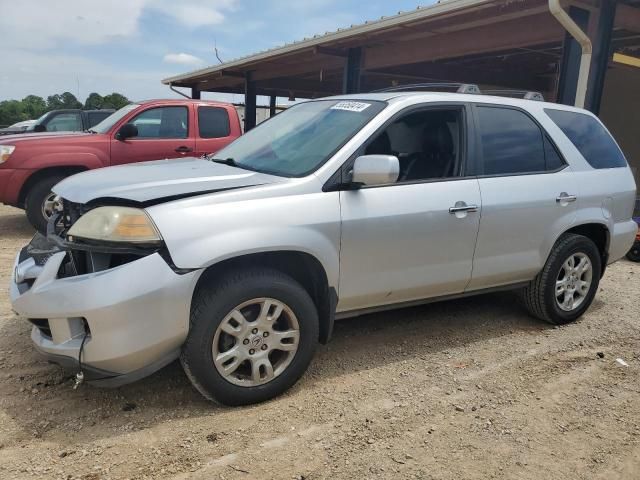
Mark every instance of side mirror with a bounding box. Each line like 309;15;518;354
351;154;399;187
116;123;138;141
33;124;46;133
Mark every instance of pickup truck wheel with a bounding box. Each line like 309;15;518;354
522;234;601;325
25;175;66;233
181;268;319;406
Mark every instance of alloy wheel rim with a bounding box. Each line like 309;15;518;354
41;192;59;219
212;298;300;387
555;252;593;312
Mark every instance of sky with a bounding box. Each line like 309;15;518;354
0;0;435;105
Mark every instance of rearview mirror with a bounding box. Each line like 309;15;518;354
33;124;46;133
351;154;399;186
116;123;138;140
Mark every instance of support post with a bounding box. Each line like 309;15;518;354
342;47;362;94
244;72;257;132
269;95;277;117
556;6;590;106
585;0;616;114
191;86;201;100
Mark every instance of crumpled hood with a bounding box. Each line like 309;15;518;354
54;157;285;204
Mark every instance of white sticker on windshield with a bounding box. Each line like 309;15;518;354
331;101;372;113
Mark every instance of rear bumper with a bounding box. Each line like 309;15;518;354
10;247;202;385
608;219;638;264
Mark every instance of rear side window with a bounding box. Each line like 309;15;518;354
477;106;563;175
545;109;627;169
87;111;111;128
198;107;230;138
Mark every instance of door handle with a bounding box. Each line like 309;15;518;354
556;193;577;203
175;146;193;153
449;202;479;214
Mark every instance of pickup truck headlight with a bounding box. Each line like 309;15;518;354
0;145;15;163
67;206;162;243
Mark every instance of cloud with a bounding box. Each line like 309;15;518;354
148;0;237;28
0;0;237;49
163;53;205;65
0;1;146;48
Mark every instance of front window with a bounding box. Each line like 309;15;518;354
129;106;188;139
44;112;83;132
213;99;387;177
91;104;139;134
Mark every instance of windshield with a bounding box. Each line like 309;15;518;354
90;103;140;134
25;112;51;131
213;99;386;177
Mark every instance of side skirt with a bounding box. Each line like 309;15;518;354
334;282;530;320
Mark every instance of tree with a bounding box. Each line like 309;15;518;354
46;94;64;110
102;93;130;110
84;92;104;110
21;95;47;119
60;92;83;109
0;90;131;126
0;100;27;126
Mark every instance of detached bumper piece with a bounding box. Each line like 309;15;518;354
10;234;202;386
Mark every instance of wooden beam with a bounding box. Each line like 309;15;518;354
260;78;340;94
220;70;246;78
252;56;345;82
364;12;564;70
363;62;550;91
244;72;257;131
313;45;348;57
614;3;640;32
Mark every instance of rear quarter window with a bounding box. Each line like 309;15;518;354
545;109;627;169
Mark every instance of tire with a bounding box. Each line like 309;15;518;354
521;233;601;325
627;241;640;262
24;174;66;233
181;267;319;406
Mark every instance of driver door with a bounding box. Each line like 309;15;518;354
110;105;195;166
337;105;481;313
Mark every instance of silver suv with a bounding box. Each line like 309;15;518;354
10;91;637;405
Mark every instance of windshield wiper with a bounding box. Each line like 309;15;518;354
86;129;98;134
210;157;237;166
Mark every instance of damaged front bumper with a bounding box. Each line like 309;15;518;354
10;234;202;387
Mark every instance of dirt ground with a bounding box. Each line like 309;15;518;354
0;204;639;480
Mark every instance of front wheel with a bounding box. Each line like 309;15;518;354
24;175;66;233
181;268;319;406
522;233;601;325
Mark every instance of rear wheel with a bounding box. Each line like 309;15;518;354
24;175;66;233
522;233;601;325
181;268;319;406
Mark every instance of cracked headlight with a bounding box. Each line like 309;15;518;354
67;206;162;243
0;145;15;164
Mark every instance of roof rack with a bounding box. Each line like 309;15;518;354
372;83;544;101
482;90;545;101
373;83;481;94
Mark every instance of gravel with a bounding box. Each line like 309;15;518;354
1;204;639;479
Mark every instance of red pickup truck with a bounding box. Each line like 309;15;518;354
0;99;242;231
